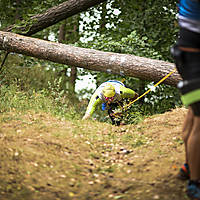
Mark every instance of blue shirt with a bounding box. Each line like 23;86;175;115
179;0;200;20
178;0;200;33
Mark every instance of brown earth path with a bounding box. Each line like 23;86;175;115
0;108;189;200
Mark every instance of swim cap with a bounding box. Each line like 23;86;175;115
102;83;115;97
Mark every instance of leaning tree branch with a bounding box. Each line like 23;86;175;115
3;0;107;36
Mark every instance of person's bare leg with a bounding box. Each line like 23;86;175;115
182;107;194;164
187;116;200;180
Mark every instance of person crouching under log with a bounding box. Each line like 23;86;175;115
82;80;138;126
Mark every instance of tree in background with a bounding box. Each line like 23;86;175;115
57;16;80;95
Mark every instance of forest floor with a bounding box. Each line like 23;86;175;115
0;107;190;200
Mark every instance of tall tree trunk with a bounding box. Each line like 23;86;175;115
69;67;77;94
0;31;181;86
58;20;69;92
58;21;67;43
15;0;21;21
58;18;78;95
65;15;80;95
98;2;107;34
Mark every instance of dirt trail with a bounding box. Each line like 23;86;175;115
0;108;189;200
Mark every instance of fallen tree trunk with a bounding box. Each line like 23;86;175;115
3;0;107;36
0;31;181;86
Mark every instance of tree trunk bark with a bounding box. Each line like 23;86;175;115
3;0;107;36
0;31;181;86
58;20;69;92
64;16;80;94
69;67;77;93
58;21;67;43
58;19;78;94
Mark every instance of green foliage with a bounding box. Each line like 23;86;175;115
0;82;82;120
0;84;50;113
0;55;83;120
0;53;72;92
82;30;164;59
140;83;181;115
113;0;179;61
123;107;146;125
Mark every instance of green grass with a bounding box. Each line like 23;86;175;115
0;83;82;121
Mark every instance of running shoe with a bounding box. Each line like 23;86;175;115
177;163;190;180
187;180;200;200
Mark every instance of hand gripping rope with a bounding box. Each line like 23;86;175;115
112;68;177;117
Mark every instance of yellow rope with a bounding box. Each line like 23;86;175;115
123;68;177;110
111;68;177;118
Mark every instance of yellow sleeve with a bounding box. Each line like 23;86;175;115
119;85;136;98
85;94;103;116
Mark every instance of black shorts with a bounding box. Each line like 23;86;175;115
177;28;200;49
176;28;200;80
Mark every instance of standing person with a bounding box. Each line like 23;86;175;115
171;0;200;199
82;80;138;126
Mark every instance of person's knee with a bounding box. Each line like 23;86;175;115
193;117;200;132
182;110;193;143
182;132;189;144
